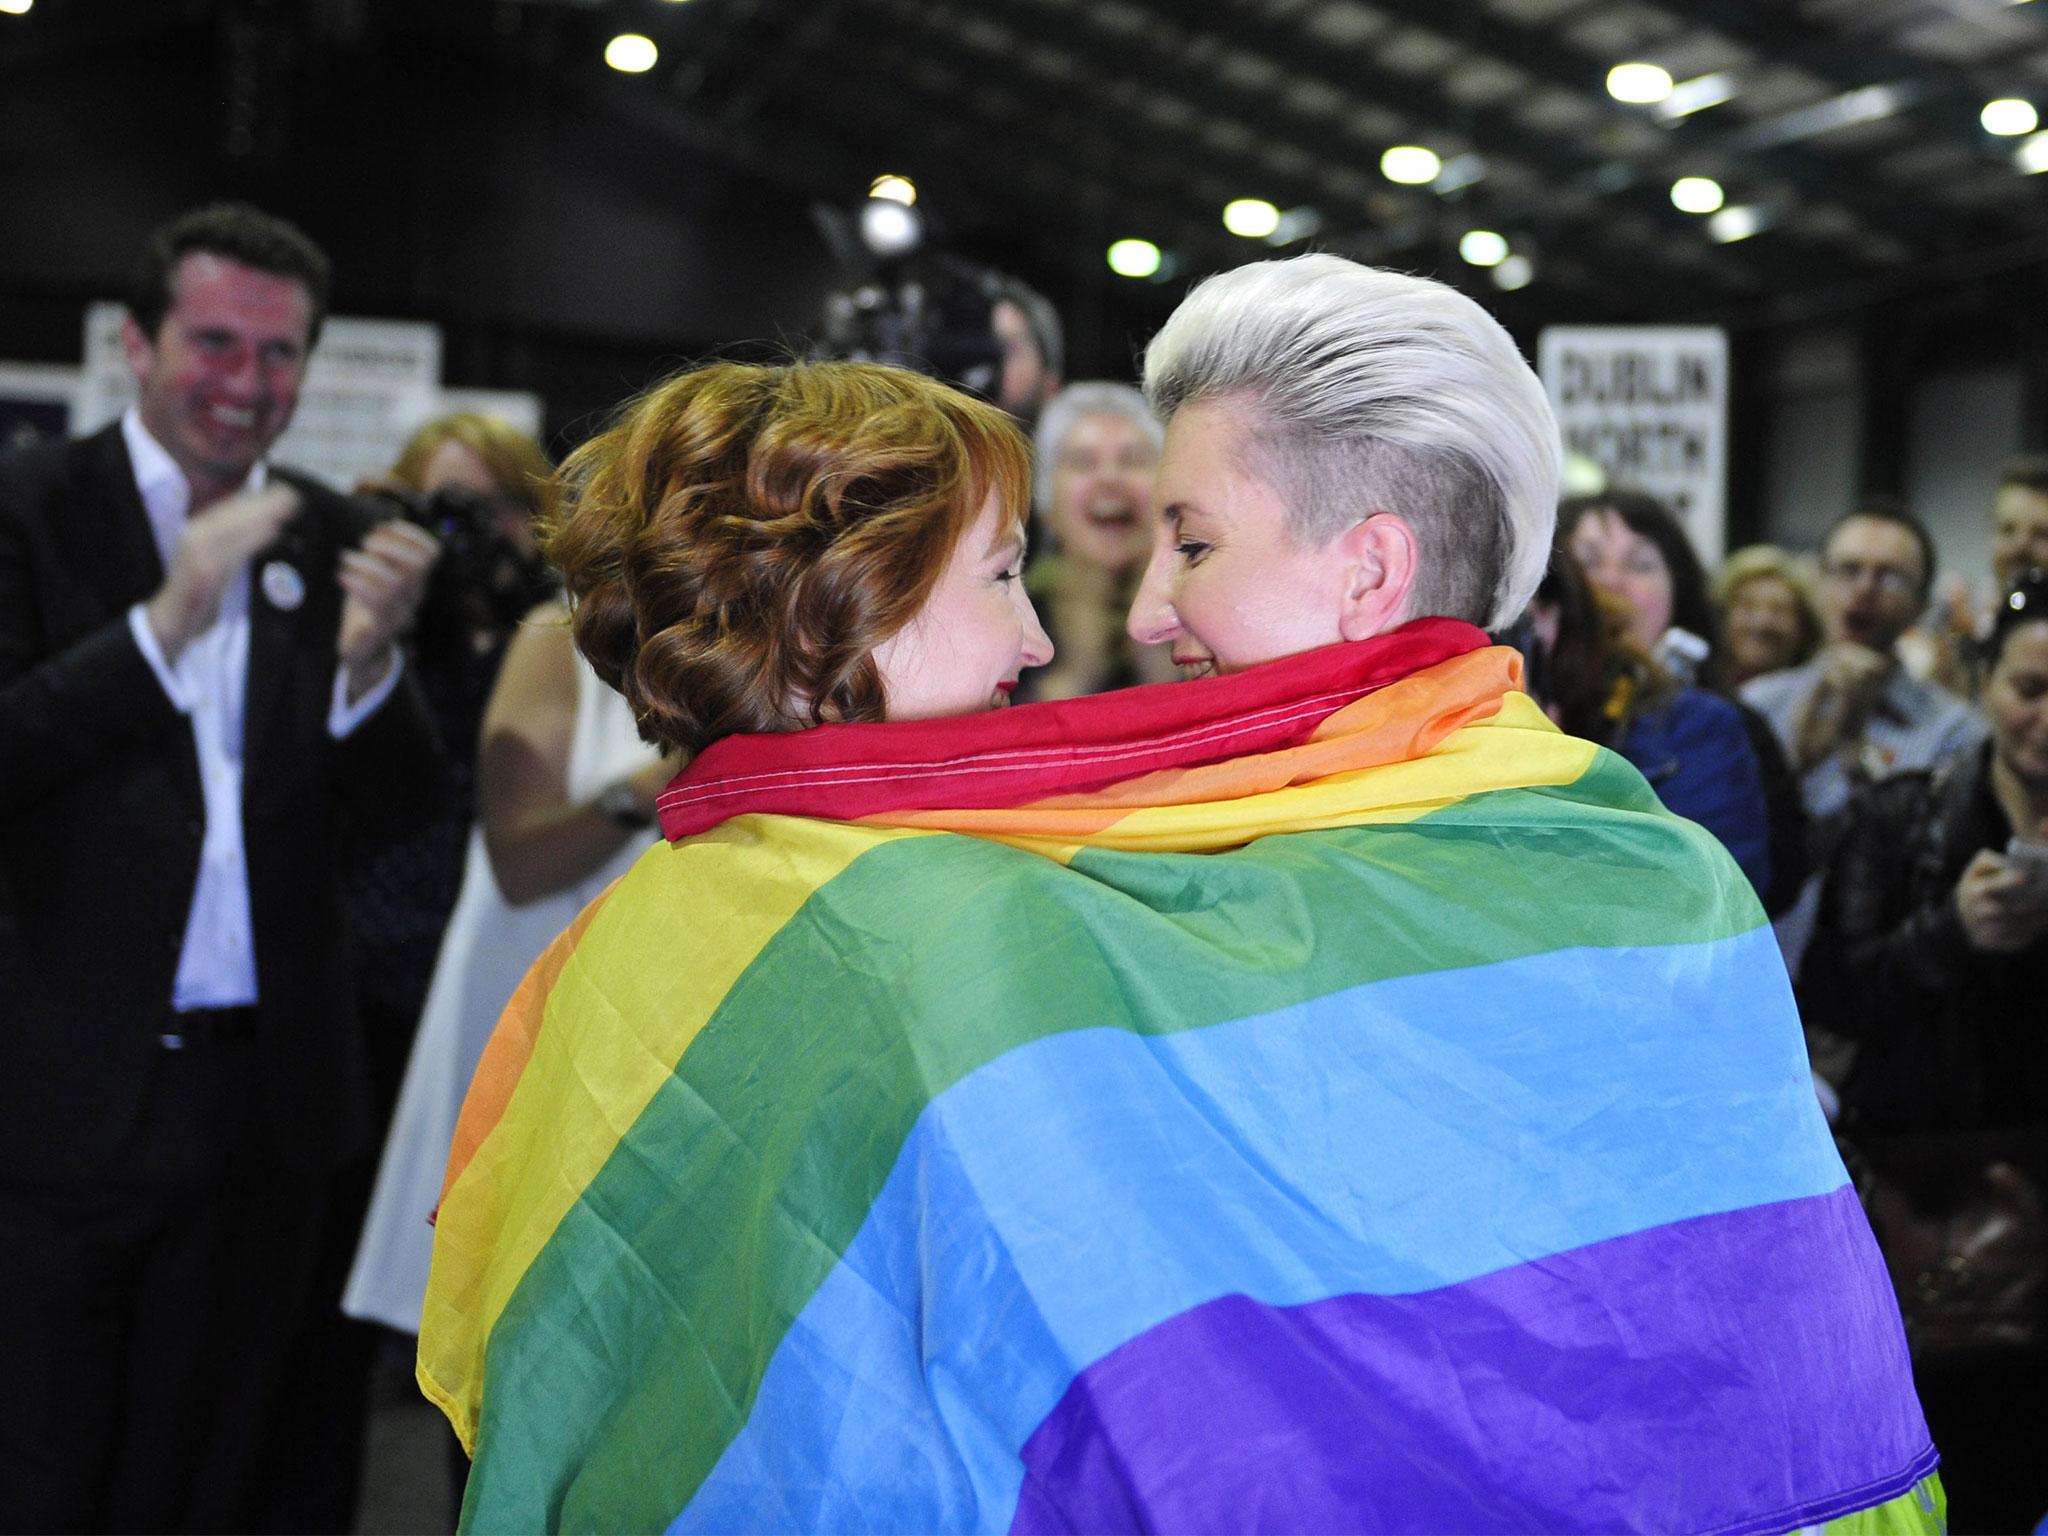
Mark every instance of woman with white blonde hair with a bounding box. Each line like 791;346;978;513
1118;252;1939;1532
1128;253;1562;666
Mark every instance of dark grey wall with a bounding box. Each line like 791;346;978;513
0;20;989;447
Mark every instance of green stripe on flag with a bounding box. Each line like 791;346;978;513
464;759;1759;1531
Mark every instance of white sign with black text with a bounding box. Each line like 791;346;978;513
1537;326;1730;567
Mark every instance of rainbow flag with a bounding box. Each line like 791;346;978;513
420;620;1939;1534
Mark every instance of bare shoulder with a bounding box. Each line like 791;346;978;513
487;601;579;725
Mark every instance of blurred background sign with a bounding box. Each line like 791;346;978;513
1540;325;1730;566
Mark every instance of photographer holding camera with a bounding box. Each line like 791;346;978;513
348;413;555;1111
816;245;1063;429
342;419;669;1442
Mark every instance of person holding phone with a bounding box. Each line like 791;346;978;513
1801;567;2048;1532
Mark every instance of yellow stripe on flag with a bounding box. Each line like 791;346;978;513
881;693;1598;858
419;817;937;1448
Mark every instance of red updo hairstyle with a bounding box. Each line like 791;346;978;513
545;360;1031;757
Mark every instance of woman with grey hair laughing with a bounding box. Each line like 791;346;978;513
1018;381;1176;700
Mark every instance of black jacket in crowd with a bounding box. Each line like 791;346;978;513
0;423;444;1184
1799;742;2048;1184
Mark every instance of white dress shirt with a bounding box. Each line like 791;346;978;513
119;409;402;1011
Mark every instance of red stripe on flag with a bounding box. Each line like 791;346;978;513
656;619;1489;839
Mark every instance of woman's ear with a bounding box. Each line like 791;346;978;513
1335;512;1420;640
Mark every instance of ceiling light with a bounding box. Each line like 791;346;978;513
1670;175;1725;214
1108;239;1163;279
0;0;32;13
868;174;917;207
1492;255;1534;291
1722;82;1907;153
1222;199;1281;238
1607;62;1674;105
1983;98;2040;137
2017;132;2048;174
858;198;923;259
1380;145;1442;186
1655;72;1738;122
1707;205;1765;243
605;33;659;73
1459;229;1509;267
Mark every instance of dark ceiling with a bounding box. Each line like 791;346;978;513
8;0;2048;344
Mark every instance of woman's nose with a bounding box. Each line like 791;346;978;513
1017;588;1055;668
1126;550;1180;645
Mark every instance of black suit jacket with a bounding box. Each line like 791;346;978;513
0;423;444;1183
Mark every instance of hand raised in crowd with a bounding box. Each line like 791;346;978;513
338;519;441;702
1927;578;1982;700
1953;844;2048;954
1790;641;1893;773
144;483;303;663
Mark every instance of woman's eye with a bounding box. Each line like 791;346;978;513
995;566;1023;585
1174;540;1210;562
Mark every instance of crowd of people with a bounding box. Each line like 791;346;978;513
2;200;2043;1535
1543;478;2048;1531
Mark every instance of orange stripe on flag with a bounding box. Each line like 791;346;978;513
437;879;621;1204
867;648;1521;844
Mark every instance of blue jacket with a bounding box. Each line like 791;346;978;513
1621;687;1773;899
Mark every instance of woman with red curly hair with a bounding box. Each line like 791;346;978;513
548;359;1052;749
422;357;1073;1514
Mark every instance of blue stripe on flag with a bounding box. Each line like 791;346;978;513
674;925;1851;1534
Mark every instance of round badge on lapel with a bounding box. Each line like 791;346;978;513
260;559;306;612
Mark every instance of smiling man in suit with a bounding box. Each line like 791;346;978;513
0;203;442;1532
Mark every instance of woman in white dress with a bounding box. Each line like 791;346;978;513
343;602;671;1334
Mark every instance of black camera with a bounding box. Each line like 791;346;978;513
367;483;553;651
817;254;1008;402
378;482;495;566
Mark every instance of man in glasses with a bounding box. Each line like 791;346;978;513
1743;502;1986;984
1747;504;1982;805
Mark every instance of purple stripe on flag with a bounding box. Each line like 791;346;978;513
1010;1187;1933;1535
